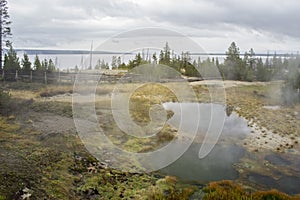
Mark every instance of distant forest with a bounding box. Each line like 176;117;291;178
115;42;300;83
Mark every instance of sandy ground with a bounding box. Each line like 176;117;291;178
30;112;77;136
243;121;300;154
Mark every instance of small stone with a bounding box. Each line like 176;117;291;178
8;115;15;120
21;193;32;200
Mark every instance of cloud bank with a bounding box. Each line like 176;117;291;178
9;0;300;52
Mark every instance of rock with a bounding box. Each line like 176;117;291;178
21;193;32;200
225;105;234;117
189;190;205;200
22;188;31;193
8;115;15;120
99;162;108;169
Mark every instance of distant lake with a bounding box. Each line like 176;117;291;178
17;53;135;70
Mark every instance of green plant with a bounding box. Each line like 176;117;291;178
0;89;11;114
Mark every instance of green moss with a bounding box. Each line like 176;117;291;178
123;137;153;152
78;170;157;199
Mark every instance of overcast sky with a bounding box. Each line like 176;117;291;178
9;0;300;53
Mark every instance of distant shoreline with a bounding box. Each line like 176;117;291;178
10;49;299;57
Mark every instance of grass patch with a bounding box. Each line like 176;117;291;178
129;83;178;125
30;101;72;117
39;86;73;97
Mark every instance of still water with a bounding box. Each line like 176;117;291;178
159;103;300;195
160;103;250;181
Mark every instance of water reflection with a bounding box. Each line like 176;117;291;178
160;103;250;181
159;103;300;195
160;142;245;181
163;102;251;143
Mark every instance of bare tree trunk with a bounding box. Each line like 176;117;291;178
0;10;2;70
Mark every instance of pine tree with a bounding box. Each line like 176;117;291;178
158;42;171;65
163;42;171;63
159;50;164;64
41;59;48;71
33;55;42;71
224;42;243;80
95;59;101;70
152;52;157;64
21;53;31;72
117;56;121;68
47;58;56;72
226;42;240;61
215;57;219;68
3;44;20;72
249;48;256;70
111;56;117;69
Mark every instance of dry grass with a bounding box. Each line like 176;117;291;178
203;180;296;200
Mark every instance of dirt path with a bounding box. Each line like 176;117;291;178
29;112;77;136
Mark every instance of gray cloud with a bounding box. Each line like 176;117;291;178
9;0;300;51
141;0;300;38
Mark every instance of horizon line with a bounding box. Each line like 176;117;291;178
11;48;300;57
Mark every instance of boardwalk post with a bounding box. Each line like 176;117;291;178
44;71;47;85
58;69;61;84
30;71;33;82
15;70;18;82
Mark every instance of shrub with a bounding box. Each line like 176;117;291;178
0;89;11;114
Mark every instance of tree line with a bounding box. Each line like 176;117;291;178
2;44;57;73
119;42;300;83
